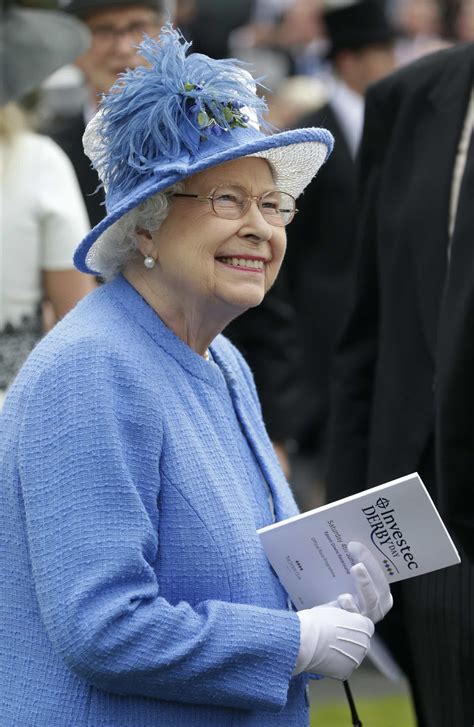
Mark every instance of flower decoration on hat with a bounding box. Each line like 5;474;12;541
87;23;269;200
184;82;251;139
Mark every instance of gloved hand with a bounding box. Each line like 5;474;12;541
293;605;374;680
345;541;393;624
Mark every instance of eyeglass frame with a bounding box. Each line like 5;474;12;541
89;19;161;46
171;186;298;227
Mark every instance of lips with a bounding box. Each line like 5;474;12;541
217;256;265;271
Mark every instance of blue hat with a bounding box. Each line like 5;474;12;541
74;23;334;275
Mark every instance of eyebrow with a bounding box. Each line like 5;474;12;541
192;179;280;192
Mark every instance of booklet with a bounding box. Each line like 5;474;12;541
258;473;460;610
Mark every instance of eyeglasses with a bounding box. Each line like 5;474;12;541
90;20;160;46
172;185;298;227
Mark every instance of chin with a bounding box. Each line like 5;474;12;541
215;281;267;314
227;291;265;311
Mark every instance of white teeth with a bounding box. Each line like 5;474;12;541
219;257;264;270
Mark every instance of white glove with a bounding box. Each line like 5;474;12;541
293;605;374;680
346;541;393;624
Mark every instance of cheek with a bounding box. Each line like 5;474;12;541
265;235;287;287
83;51;116;83
272;233;287;269
88;45;110;66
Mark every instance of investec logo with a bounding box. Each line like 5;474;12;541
361;496;419;576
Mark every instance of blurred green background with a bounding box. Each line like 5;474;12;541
311;694;416;726
308;663;417;727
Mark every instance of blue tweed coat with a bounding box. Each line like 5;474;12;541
0;275;310;726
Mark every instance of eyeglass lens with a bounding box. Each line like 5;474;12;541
211;186;295;226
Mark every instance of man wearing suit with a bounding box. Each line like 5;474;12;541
327;42;474;726
50;0;164;227
282;0;395;495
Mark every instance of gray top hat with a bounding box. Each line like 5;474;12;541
0;0;91;105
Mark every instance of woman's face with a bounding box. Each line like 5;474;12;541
143;157;287;317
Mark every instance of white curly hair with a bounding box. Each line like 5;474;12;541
93;182;184;280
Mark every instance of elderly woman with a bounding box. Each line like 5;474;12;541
0;25;392;726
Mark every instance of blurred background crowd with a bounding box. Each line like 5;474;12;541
4;0;473;497
19;0;474;129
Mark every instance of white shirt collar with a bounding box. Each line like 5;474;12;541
83;94;100;127
329;75;364;158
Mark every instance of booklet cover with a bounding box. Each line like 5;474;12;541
258;473;460;610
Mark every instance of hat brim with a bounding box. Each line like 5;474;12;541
1;8;90;105
74;126;333;275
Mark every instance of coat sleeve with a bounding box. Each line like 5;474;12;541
326;84;388;500
17;341;300;711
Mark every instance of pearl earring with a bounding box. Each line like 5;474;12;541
144;255;156;269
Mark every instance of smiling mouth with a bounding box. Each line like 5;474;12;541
216;256;266;272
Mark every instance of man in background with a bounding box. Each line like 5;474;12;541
50;0;165;226
327;41;474;726
283;0;396;505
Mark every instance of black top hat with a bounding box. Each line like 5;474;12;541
323;0;396;58
0;0;90;105
61;0;165;19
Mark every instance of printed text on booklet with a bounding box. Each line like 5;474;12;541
258;473;460;610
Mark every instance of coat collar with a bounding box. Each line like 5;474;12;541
107;274;221;386
211;342;299;522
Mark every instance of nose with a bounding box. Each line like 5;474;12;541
238;198;273;242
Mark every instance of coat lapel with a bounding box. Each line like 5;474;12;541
410;49;473;359
322;104;354;164
211;344;300;522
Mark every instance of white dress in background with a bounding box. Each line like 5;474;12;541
0;131;89;397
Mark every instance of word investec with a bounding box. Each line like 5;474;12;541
361;506;419;570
